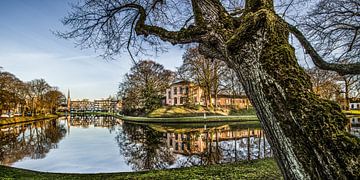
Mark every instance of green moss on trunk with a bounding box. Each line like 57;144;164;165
226;3;360;179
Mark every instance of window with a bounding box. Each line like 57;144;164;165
180;87;183;94
168;91;171;99
174;97;178;105
180;97;185;104
173;87;177;95
185;87;189;94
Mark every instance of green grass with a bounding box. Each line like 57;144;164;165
0;114;58;126
70;112;117;116
147;106;228;118
0;158;281;179
343;110;360;115
120;115;258;123
229;108;257;116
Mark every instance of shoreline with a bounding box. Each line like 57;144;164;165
0;158;280;179
119;115;259;123
0;114;59;126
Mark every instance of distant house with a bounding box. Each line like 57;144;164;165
165;81;203;106
70;99;121;112
165;80;251;109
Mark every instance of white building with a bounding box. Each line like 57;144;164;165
165;81;203;106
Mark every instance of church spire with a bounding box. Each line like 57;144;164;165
67;89;71;112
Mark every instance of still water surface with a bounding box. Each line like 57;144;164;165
1;115;357;173
0;116;272;173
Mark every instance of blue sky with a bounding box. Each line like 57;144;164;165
0;0;184;100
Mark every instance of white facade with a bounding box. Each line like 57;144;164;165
165;81;203;106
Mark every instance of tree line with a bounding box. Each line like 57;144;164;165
0;68;65;116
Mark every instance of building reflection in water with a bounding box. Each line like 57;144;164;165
164;126;271;167
116;122;272;170
67;115;118;134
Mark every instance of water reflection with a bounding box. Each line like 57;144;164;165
116;123;175;171
0;120;66;165
6;116;358;173
116;122;271;171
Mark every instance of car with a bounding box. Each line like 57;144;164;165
1;114;13;118
0;114;10;118
14;113;22;117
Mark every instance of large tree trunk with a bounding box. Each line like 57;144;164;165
225;1;360;179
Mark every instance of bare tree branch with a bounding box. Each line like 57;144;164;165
288;24;360;75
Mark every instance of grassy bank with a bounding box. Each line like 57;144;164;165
69;111;117;116
147;106;227;118
0;114;58;126
0;158;280;179
343;110;360;115
121;115;258;123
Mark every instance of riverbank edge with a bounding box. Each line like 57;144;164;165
0;158;281;179
0;114;59;126
119;115;259;123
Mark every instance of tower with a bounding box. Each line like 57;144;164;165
67;89;71;112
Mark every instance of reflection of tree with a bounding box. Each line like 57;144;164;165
69;115;117;131
115;122;175;171
173;128;272;167
0;120;66;165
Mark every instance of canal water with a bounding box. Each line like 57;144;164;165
0;116;271;173
0;116;358;173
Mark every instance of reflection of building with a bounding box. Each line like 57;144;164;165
165;81;251;109
166;127;263;155
350;116;360;125
350;101;360;110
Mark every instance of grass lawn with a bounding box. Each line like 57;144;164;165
343;110;360;115
120;115;258;123
0;114;58;126
0;158;281;180
147;106;228;118
70;111;117;116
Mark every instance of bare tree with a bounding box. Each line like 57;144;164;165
179;47;227;108
306;67;341;100
27;79;51;115
60;0;360;178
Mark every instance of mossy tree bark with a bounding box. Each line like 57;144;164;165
191;0;360;178
222;1;360;179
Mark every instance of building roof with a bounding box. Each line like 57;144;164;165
170;80;192;86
